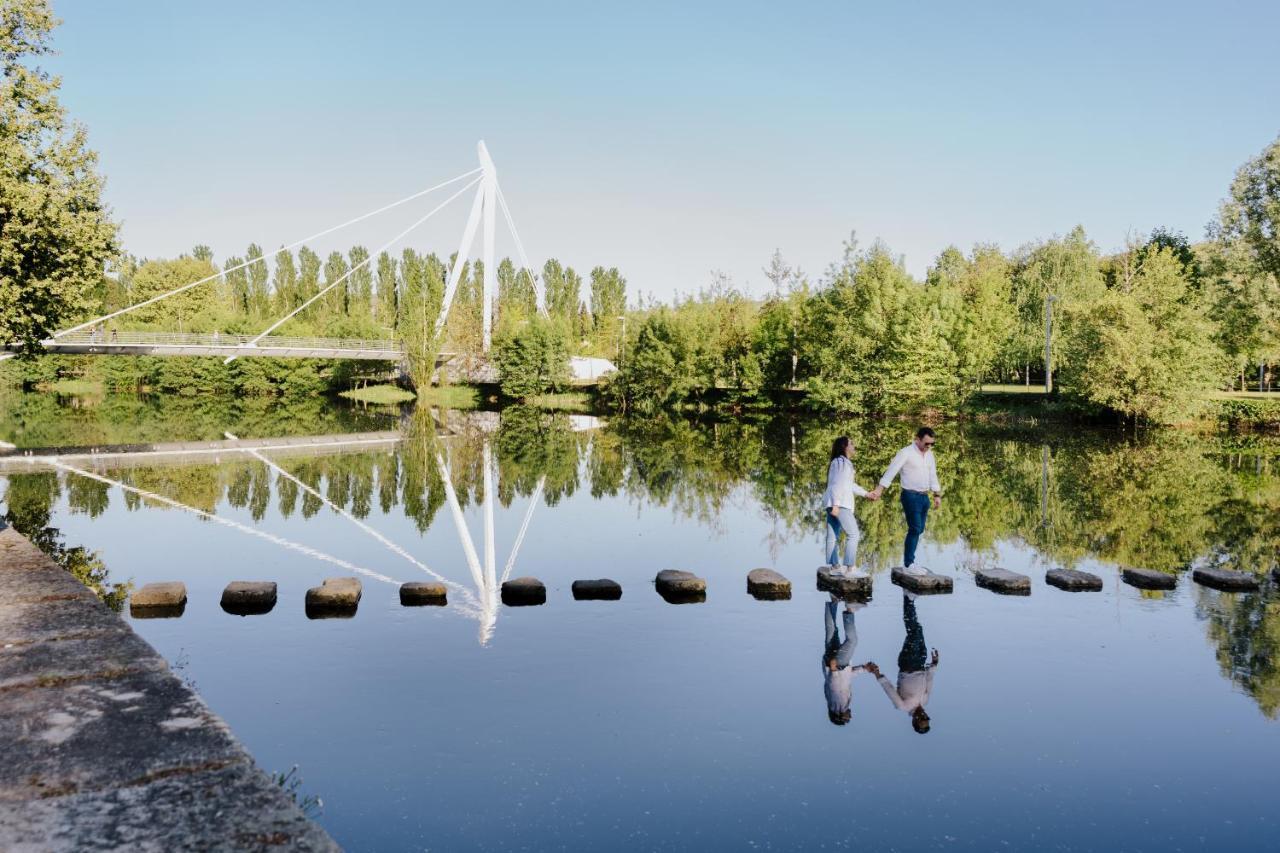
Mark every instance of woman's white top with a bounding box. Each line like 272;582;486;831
822;456;867;510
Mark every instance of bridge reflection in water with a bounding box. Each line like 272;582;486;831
0;417;597;645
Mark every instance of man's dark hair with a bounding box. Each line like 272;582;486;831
916;426;935;440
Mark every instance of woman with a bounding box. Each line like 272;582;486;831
822;435;875;578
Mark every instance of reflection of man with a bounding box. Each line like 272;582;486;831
870;427;941;574
822;598;874;726
873;594;939;734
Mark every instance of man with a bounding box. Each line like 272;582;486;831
871;593;940;734
821;597;874;726
869;427;941;574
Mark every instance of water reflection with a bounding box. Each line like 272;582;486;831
2;394;1280;716
821;597;871;725
875;593;939;734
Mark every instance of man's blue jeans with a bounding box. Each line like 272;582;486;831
901;490;930;567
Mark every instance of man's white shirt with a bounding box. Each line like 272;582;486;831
879;444;941;493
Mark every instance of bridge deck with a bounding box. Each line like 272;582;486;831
16;331;407;361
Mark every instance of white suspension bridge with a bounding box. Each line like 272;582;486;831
2;142;543;364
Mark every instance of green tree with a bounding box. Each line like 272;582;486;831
223;255;248;316
348;245;372;318
1214;133;1280;282
928;244;1015;390
272;248;298;312
245;243;269;319
495;317;571;399
375;250;397;324
323;251;350;317
0;0;118;353
543;259;583;325
297;246;321;305
589;266;627;355
1059;246;1224;423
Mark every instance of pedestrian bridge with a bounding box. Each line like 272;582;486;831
14;330;409;361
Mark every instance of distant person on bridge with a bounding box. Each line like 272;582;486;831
869;427;942;575
821;597;875;726
822;435;879;579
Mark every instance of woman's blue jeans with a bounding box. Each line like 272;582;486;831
825;507;859;567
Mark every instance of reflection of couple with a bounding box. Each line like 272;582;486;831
823;427;942;578
821;593;940;732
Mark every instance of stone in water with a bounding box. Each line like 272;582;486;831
305;577;361;618
400;582;448;606
502;576;547;606
890;567;953;594
1192;567;1260;592
655;570;706;603
816;566;872;599
572;579;622;600
220;581;277;616
1121;568;1175;591
975;567;1031;595
747;568;791;600
131;582;187;618
1045;568;1102;592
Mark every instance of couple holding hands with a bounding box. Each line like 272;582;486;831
822;426;941;579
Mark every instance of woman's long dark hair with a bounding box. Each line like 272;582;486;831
830;436;852;461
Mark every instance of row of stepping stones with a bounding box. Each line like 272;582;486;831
126;565;1280;618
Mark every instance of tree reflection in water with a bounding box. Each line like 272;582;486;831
2;395;1279;711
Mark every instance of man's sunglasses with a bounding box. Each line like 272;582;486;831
923;441;936;448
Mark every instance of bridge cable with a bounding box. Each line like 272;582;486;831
495;183;547;315
54;167;483;340
226;174;482;363
46;460;402;585
238;440;480;607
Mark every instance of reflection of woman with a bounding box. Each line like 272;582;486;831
822;598;873;726
822;436;875;578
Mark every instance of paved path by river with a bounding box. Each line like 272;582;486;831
0;522;339;851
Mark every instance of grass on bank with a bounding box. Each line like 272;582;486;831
414;384;481;409
338;384;416;405
523;391;594;413
44;379;104;396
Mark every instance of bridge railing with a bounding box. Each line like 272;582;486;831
50;330;405;353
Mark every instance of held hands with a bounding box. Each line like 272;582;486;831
864;662;882;677
932;494;941;510
866;485;884;502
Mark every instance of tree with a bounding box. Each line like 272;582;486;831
272;248;298;312
245;243;269;319
543;259;582;324
297;246;321;305
1214;133;1280;282
1058;246;1224;423
347;245;372;318
928;244;1015;391
222;255;248;316
375;250;397;324
495;317;571;400
0;0;118;353
191;245;214;264
322;251;349;317
589;266;626;354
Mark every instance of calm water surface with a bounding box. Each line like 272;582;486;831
2;393;1278;851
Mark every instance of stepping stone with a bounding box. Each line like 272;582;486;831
655;570;706;604
891;566;953;594
1045;568;1102;592
220;581;277;615
400;582;448;606
747;568;791;600
1122;568;1175;591
816;566;872;598
1192;567;1260;592
501;576;546;606
305;577;361;618
572;579;622;600
975;567;1031;595
130;582;187;618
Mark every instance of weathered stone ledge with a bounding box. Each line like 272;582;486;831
0;524;340;851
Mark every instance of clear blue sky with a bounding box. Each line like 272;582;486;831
48;0;1279;299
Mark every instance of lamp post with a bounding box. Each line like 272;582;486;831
1044;295;1058;394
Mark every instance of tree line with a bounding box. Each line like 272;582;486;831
604;133;1280;424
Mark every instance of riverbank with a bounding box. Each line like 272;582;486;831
0;523;339;851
